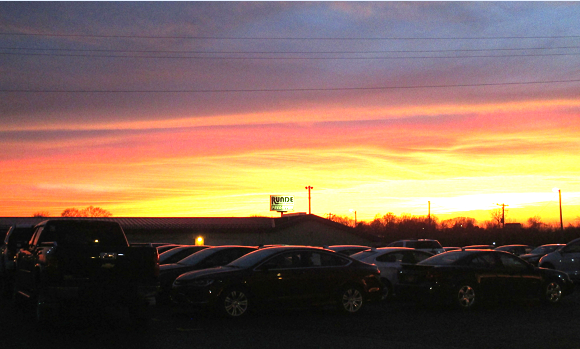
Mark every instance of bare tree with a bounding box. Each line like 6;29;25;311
61;206;112;217
32;211;50;217
490;208;503;228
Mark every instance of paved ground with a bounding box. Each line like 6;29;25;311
2;287;580;349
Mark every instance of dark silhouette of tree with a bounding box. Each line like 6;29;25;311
61;206;112;217
32;211;50;217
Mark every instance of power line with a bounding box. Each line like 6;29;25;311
2;45;579;54
2;79;579;93
1;51;579;60
2;32;580;40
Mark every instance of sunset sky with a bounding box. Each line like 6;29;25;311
1;2;579;226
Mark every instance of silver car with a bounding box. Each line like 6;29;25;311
350;247;433;300
539;238;580;282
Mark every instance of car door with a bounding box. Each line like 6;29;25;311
251;250;314;304
464;252;500;299
558;239;580;279
496;252;541;298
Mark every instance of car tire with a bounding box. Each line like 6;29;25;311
337;285;364;314
219;287;250;318
455;283;477;310
380;278;392;301
540;280;563;305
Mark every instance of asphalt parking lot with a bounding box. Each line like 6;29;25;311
2;287;580;349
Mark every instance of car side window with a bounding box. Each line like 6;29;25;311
498;253;528;271
262;252;304;269
412;251;432;263
376;252;399;263
317;252;349;267
468;253;497;268
563;240;580;253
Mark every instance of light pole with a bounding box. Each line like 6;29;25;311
553;188;563;231
305;186;313;215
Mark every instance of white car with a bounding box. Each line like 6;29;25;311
539;237;580;282
351;247;433;299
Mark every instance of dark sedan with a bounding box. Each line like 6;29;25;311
157;245;257;304
171;246;383;317
397;250;574;309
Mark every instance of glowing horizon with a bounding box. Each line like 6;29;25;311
1;3;579;227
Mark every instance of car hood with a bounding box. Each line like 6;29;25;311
175;266;241;281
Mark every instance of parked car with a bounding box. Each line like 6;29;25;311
0;225;36;297
159;245;210;265
12;220;160;325
519;244;565;266
494;244;535;256
325;245;371;256
158;245;257;304
397;250;574;310
350;247;432;299
386;239;444;254
171;246;383;317
539;238;580;282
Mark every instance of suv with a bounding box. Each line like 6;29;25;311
0;225;36;296
386;239;444;254
539;237;580;283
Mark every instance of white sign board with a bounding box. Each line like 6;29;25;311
270;195;294;212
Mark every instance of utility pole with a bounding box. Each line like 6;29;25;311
557;189;563;232
496;203;508;228
305;186;313;215
428;201;431;228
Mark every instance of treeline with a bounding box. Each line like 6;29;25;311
328;213;580;247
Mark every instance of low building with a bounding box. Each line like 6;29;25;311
0;214;376;247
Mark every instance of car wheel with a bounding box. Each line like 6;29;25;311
380;278;392;301
541;280;563;305
455;283;476;310
337;285;364;314
220;287;250;318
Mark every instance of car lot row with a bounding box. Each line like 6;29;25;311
2;225;580;322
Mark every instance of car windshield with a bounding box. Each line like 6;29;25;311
530;245;561;254
177;247;226;266
227;248;286;268
350;250;378;260
418;251;471;265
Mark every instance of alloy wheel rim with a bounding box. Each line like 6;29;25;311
458;285;475;308
224;290;248;316
545;282;562;303
342;288;363;312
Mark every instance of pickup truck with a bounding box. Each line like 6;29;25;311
12;219;160;326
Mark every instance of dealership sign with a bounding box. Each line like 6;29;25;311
270;195;294;212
